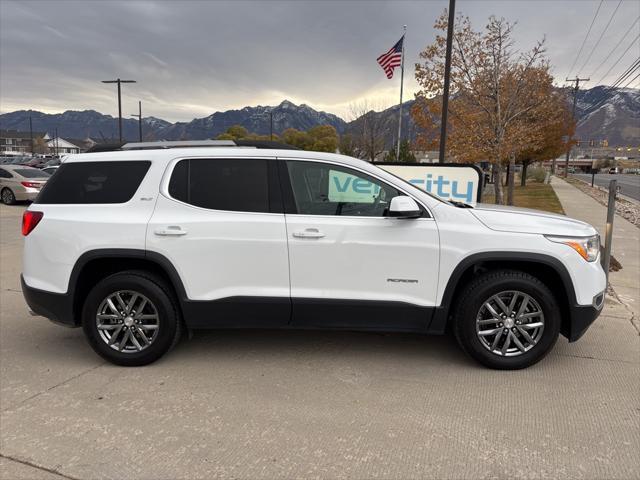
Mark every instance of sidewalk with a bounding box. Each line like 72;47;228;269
551;176;640;328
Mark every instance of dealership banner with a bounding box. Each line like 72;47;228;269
377;163;483;205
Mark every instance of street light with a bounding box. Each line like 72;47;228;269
130;101;143;142
102;78;136;143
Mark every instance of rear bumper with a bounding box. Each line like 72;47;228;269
14;188;39;201
21;275;77;327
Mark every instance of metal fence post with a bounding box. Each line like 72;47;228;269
601;179;617;282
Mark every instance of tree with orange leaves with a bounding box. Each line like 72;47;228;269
413;12;568;205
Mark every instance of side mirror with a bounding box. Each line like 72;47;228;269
388;196;421;219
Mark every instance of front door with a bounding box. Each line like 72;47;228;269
282;159;440;331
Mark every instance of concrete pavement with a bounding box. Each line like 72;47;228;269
1;203;639;480
551;176;640;329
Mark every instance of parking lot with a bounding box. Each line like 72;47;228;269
1;203;639;479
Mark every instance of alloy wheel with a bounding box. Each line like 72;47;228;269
96;290;159;353
2;189;14;204
475;290;545;357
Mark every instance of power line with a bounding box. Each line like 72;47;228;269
567;0;604;78
621;71;640;88
577;0;624;76
590;16;639;79
613;59;640;86
580;58;640;121
596;32;640;85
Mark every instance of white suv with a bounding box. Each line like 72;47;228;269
21;141;606;369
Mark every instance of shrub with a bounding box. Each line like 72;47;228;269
527;167;547;183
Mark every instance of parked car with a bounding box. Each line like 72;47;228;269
43;158;62;168
0;156;30;165
608;167;620;174
21;141;606;369
0;165;50;205
41;166;59;176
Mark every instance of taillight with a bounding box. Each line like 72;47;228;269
22;211;43;236
21;181;40;188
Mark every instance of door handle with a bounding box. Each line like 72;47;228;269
154;226;187;236
292;228;325;239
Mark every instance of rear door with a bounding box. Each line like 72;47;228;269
147;157;291;328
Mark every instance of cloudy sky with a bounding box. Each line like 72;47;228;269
1;0;639;122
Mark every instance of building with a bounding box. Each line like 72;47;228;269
0;129;46;156
46;137;83;155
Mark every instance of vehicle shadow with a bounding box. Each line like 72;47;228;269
169;328;475;368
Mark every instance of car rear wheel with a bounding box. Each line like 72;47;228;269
1;188;16;205
453;270;560;369
82;271;181;366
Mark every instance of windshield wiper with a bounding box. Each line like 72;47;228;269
448;200;474;208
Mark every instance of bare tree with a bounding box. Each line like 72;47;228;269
347;100;393;162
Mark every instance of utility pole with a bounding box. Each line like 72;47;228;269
130;101;143;142
563;77;589;177
29;116;34;156
395;25;407;162
102;78;136;143
438;0;456;163
270;110;273;141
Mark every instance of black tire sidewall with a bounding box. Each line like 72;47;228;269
456;273;560;369
82;273;178;366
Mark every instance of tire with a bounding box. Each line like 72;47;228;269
453;270;560;370
1;188;16;205
82;271;182;366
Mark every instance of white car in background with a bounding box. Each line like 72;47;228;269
0;165;50;205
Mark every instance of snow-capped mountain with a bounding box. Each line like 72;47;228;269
155;100;346;140
1;88;637;145
575;86;639;146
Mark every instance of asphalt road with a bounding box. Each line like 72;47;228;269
571;173;640;201
1;204;639;480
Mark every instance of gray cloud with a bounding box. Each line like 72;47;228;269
1;0;638;122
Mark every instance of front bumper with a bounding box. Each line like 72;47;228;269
21;275;77;327
565;292;605;342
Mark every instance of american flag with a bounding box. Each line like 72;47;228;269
377;36;404;79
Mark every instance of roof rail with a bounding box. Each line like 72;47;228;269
121;140;237;150
90;139;301;153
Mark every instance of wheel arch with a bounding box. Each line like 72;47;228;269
69;249;187;326
428;252;575;337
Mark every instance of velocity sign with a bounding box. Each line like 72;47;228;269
377;163;483;205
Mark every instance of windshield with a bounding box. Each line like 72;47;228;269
14;169;50;178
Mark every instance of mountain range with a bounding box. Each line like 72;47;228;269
1;86;637;147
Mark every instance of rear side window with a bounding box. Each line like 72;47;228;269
168;159;270;213
36;161;151;204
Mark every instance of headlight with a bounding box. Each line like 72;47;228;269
545;235;600;262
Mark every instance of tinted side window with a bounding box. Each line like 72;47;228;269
286;161;404;217
168;159;269;213
36;161;151;204
0;168;12;178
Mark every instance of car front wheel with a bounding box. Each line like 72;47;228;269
453;270;560;369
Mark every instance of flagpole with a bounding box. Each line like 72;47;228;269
395;25;406;162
